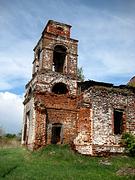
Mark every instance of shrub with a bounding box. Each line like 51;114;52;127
122;132;135;156
5;133;16;138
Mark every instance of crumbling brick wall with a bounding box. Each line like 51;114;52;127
74;107;92;155
81;86;135;155
33;20;78;80
33;92;78;148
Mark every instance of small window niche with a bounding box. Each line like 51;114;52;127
56;26;64;31
114;109;124;135
28;87;32;96
37;48;42;61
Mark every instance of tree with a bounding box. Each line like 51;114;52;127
77;67;85;82
5;133;16;138
128;76;135;87
128;82;135;87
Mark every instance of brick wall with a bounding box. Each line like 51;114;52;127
33;92;78;148
74;107;92;155
84;86;135;155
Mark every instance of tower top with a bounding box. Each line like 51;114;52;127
42;20;72;38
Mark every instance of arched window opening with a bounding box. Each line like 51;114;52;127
53;45;66;73
52;83;68;94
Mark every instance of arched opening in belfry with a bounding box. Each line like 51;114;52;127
52;82;68;94
53;45;67;73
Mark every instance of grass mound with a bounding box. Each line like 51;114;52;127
0;145;135;179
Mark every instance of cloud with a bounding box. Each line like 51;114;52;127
0;92;23;134
0;0;135;133
0;39;33;91
0;0;135;90
74;5;135;84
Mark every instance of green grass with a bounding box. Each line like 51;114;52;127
0;145;135;180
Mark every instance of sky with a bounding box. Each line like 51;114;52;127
0;0;135;133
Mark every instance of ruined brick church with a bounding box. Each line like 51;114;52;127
22;20;135;155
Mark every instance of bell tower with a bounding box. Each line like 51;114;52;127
32;20;78;95
22;20;78;149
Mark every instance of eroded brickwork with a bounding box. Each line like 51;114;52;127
22;20;135;156
74;84;135;155
74;107;92;154
34;92;78;146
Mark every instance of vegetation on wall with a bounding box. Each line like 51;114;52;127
122;133;135;157
77;67;85;82
128;82;135;88
128;76;135;87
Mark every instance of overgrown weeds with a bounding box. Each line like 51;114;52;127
0;135;20;148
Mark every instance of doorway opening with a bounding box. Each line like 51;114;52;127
51;123;62;144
